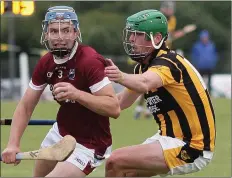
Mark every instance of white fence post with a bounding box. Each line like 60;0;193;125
19;52;29;98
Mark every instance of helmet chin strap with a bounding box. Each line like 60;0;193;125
150;32;166;49
53;40;78;64
52;49;71;58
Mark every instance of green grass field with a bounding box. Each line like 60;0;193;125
1;98;231;177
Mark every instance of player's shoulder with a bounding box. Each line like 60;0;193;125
77;44;106;66
150;49;178;68
38;52;53;65
32;52;53;78
77;44;102;58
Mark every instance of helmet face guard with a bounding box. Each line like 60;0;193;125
40;6;82;59
122;28;153;63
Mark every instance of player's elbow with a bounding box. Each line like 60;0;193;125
111;110;120;119
135;82;149;93
112;105;121;119
110;100;121;119
136;77;149;93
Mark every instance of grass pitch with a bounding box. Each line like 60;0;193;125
1;98;231;177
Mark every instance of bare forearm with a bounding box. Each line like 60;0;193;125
116;92;123;104
117;90;140;110
75;90;120;119
116;92;131;110
8;103;33;146
119;73;148;93
117;92;126;110
119;99;131;110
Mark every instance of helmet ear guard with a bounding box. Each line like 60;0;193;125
150;32;168;49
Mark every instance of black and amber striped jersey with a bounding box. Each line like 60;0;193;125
134;48;216;152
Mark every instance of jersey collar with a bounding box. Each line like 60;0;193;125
156;49;168;58
53;41;78;64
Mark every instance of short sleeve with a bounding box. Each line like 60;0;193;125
148;57;182;86
29;57;48;90
85;55;111;93
148;66;176;86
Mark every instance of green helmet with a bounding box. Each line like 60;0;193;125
123;9;168;62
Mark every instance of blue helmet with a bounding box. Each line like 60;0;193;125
40;6;82;61
42;6;79;32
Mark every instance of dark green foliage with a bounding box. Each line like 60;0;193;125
0;1;231;73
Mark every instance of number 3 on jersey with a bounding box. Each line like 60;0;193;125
58;70;63;78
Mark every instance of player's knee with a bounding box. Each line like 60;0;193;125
105;156;118;177
105;152;122;171
33;160;56;177
105;156;116;171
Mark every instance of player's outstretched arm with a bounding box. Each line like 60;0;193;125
119;71;163;93
105;59;163;93
117;89;141;110
1;87;44;164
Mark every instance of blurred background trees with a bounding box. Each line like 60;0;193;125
1;1;231;76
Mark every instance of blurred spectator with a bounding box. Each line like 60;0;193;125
160;1;197;49
191;30;218;94
160;0;177;48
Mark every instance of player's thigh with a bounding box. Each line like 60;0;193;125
106;141;169;174
45;161;86;177
33;160;57;177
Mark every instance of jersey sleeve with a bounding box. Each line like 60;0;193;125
148;57;182;86
85;54;111;93
29;57;48;90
